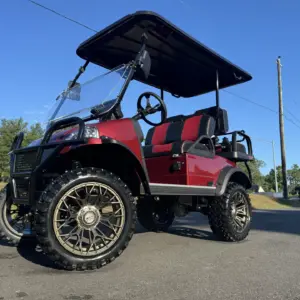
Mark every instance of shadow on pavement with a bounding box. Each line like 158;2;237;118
14;209;300;270
168;227;216;241
251;209;300;235
135;221;215;240
17;239;61;270
137;209;300;239
0;240;15;247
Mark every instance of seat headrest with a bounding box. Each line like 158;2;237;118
195;106;229;135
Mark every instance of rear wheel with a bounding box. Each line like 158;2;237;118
0;184;32;245
35;168;136;271
208;182;252;242
137;196;175;232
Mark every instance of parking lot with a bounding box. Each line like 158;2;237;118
1;209;300;300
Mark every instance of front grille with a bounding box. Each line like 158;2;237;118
41;148;56;163
14;150;38;173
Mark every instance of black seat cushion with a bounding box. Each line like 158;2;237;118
221;141;247;154
236;143;247;153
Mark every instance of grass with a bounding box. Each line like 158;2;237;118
250;194;300;210
0;182;6;190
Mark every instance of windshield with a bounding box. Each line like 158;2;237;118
46;64;131;126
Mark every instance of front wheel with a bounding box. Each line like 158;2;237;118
35;168;136;271
208;182;252;242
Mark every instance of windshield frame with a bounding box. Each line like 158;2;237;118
47;39;148;129
45;61;136;129
49;63;131;124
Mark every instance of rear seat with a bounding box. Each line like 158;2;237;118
143;113;216;158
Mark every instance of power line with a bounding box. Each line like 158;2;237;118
223;89;277;114
285;107;300;125
27;0;97;33
223;89;300;130
283;114;300;129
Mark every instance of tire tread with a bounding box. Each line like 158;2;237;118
35;168;136;271
0;185;26;246
208;182;252;242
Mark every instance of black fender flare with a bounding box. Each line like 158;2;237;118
215;166;252;196
69;137;151;195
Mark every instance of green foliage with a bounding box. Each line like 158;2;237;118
235;160;300;193
264;166;282;192
262;164;300;193
24;123;44;146
237;159;266;187
0;118;44;178
287;164;300;193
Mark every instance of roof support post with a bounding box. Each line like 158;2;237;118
215;70;220;109
215;70;220;133
160;88;164;100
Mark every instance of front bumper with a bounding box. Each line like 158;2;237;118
10;117;86;206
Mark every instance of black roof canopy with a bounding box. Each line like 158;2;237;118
76;11;252;98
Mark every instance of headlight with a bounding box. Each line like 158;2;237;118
65;126;99;140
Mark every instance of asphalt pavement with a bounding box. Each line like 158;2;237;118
1;209;300;300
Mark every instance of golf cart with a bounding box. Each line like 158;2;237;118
0;11;254;271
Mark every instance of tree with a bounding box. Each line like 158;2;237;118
0;118;43;178
264;166;283;192
24;123;44;146
238;159;266;187
262;165;300;193
287;164;300;193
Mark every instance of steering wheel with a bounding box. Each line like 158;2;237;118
137;92;167;126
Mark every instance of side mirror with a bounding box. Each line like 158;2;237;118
138;50;151;79
67;81;81;101
56;82;81;101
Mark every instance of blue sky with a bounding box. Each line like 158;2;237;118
1;0;299;174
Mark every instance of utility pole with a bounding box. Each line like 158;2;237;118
272;140;278;193
276;56;288;199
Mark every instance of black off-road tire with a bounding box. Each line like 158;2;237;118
0;183;34;246
0;184;20;245
137;196;175;232
208;182;252;242
35;168;136;271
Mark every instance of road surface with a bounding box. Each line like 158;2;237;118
1;209;300;300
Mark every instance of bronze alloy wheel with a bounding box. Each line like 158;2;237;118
35;168;136;271
229;190;251;233
53;182;126;257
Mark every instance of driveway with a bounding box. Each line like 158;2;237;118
1;210;300;300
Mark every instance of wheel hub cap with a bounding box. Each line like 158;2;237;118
77;206;100;229
230;191;250;232
231;204;237;216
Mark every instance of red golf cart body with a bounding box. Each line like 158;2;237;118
11;11;253;210
4;11;255;271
